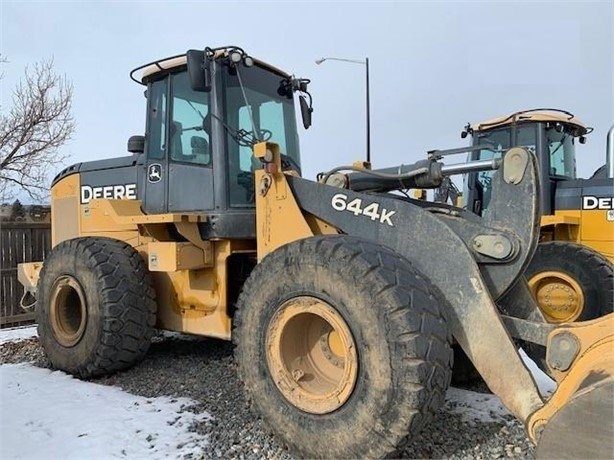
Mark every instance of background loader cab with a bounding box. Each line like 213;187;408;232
463;109;613;323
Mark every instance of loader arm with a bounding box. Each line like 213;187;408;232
253;142;614;458
255;142;544;420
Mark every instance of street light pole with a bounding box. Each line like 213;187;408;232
316;56;371;164
365;57;370;164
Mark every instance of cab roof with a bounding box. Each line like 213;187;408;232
471;109;589;136
133;49;290;84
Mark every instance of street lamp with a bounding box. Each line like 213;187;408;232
315;56;371;164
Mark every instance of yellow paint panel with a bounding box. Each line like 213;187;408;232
51;174;81;247
147;242;212;271
580;209;614;242
153;240;254;340
254;142;315;260
541;214;580;227
540;210;614;262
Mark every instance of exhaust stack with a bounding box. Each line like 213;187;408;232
607;125;614;179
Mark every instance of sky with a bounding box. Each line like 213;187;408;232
1;0;612;202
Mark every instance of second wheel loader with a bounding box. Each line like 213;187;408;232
462;109;613;325
18;47;614;459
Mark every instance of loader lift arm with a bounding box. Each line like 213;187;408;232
252;142;614;458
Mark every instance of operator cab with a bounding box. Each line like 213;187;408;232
463;109;590;215
130;47;310;238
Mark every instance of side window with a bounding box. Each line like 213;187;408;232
475;128;511;212
238;106;254;172
169;72;211;166
515;126;537;156
147;79;167;160
260;101;287;152
546;128;576;178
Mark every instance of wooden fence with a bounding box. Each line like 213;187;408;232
1;222;51;327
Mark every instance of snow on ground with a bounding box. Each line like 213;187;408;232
519;348;557;396
445;387;511;423
0;326;37;345
0;326;557;457
0;363;210;460
446;350;556;424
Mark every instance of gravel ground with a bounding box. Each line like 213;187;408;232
0;332;534;459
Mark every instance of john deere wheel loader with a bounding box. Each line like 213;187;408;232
462;109;614;324
18;47;614;459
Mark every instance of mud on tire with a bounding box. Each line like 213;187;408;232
37;237;157;378
233;235;452;458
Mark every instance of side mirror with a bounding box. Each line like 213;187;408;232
127;135;145;154
299;95;312;129
186;49;211;92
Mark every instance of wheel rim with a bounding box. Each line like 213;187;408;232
528;270;585;323
49;275;87;347
265;296;358;414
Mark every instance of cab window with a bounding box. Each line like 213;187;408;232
224;64;301;207
473;125;536;211
546;128;576;178
147;78;167;160
169;72;211;166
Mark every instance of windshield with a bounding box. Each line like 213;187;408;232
471;125;537;211
224;64;301;207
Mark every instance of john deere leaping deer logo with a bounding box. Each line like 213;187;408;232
148;164;162;183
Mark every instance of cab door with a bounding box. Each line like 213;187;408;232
144;71;214;214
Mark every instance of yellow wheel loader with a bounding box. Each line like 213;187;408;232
462;109;613;324
18;47;614;459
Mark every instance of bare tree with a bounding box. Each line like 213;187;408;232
0;59;74;200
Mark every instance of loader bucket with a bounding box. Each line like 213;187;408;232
536;376;614;459
529;316;614;459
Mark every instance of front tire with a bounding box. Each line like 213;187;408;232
37;237;157;378
233;236;452;458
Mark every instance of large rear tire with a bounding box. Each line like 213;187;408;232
233;236;452;458
37;237;157;378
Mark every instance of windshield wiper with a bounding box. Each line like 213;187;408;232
209;112;261;147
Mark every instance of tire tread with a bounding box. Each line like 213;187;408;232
233;235;452;458
37;237;157;378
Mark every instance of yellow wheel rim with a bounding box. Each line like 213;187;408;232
49;275;87;347
528;270;585;323
265;296;358;414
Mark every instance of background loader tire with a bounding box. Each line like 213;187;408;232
454;242;614;383
525;241;613;323
37;237;157;378
522;241;613;376
233;236;452;459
